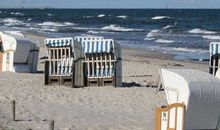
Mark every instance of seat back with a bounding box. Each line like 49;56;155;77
45;38;74;76
155;103;185;130
209;42;220;75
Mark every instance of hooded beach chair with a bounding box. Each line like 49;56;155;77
44;37;84;87
0;31;39;73
156;69;220;130
209;42;220;75
75;36;122;87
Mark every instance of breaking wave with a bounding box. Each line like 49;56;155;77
151;16;171;20
155;39;175;43
202;35;220;40
188;28;216;34
97;14;105;18
116;15;128;19
101;24;143;32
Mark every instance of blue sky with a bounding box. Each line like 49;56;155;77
0;0;220;9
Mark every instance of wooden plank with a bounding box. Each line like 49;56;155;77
105;53;107;78
101;53;103;78
213;57;216;75
92;54;94;77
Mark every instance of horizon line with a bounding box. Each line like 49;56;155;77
0;7;220;10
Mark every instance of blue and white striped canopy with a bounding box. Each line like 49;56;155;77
210;42;220;56
74;36;104;43
45;37;73;47
82;39;114;53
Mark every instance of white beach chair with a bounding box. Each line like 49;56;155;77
157;69;220;130
0;31;39;73
75;36;122;87
44;37;84;87
209;42;220;75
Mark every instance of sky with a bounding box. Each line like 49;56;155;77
0;0;220;9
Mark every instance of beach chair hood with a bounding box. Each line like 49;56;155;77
160;69;220;129
45;37;84;60
0;31;39;73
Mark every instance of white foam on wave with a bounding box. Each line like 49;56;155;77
202;35;220;40
97;14;105;18
144;29;160;40
166;47;209;53
155;39;175;43
48;13;52;16
38;22;75;27
101;24;143;32
3;18;24;26
151;16;171;20
64;22;76;26
188;28;216;34
83;16;94;18
87;30;99;34
27;18;32;21
116;15;128;19
41;26;57;32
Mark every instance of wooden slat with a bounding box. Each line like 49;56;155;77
213;58;216;75
92;54;94;77
155;103;185;130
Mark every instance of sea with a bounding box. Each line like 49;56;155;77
1;9;220;60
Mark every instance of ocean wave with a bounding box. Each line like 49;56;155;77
202;35;220;40
48;13;52;16
116;15;128;19
38;22;75;27
72;27;100;31
151;16;171;20
144;29;160;40
3;18;24;26
41;26;57;32
166;47;209;53
83;16;94;18
87;30;99;34
163;23;177;29
188;28;216;34
97;14;105;18
155;39;175;43
101;24;143;32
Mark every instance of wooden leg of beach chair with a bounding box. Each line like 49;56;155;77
213;57;216;75
44;61;49;85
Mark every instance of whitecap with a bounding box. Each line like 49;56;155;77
155;39;175;43
3;18;24;26
116;15;128;19
38;22;68;27
101;24;143;32
188;28;216;34
64;22;76;26
15;12;24;16
202;35;220;40
83;16;94;18
97;14;105;18
41;26;57;32
87;30;99;34
151;16;171;20
27;18;32;21
144;29;160;40
48;13;52;16
167;47;209;53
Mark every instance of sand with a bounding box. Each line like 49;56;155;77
0;34;208;130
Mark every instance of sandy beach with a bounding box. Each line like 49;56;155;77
0;34;208;130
